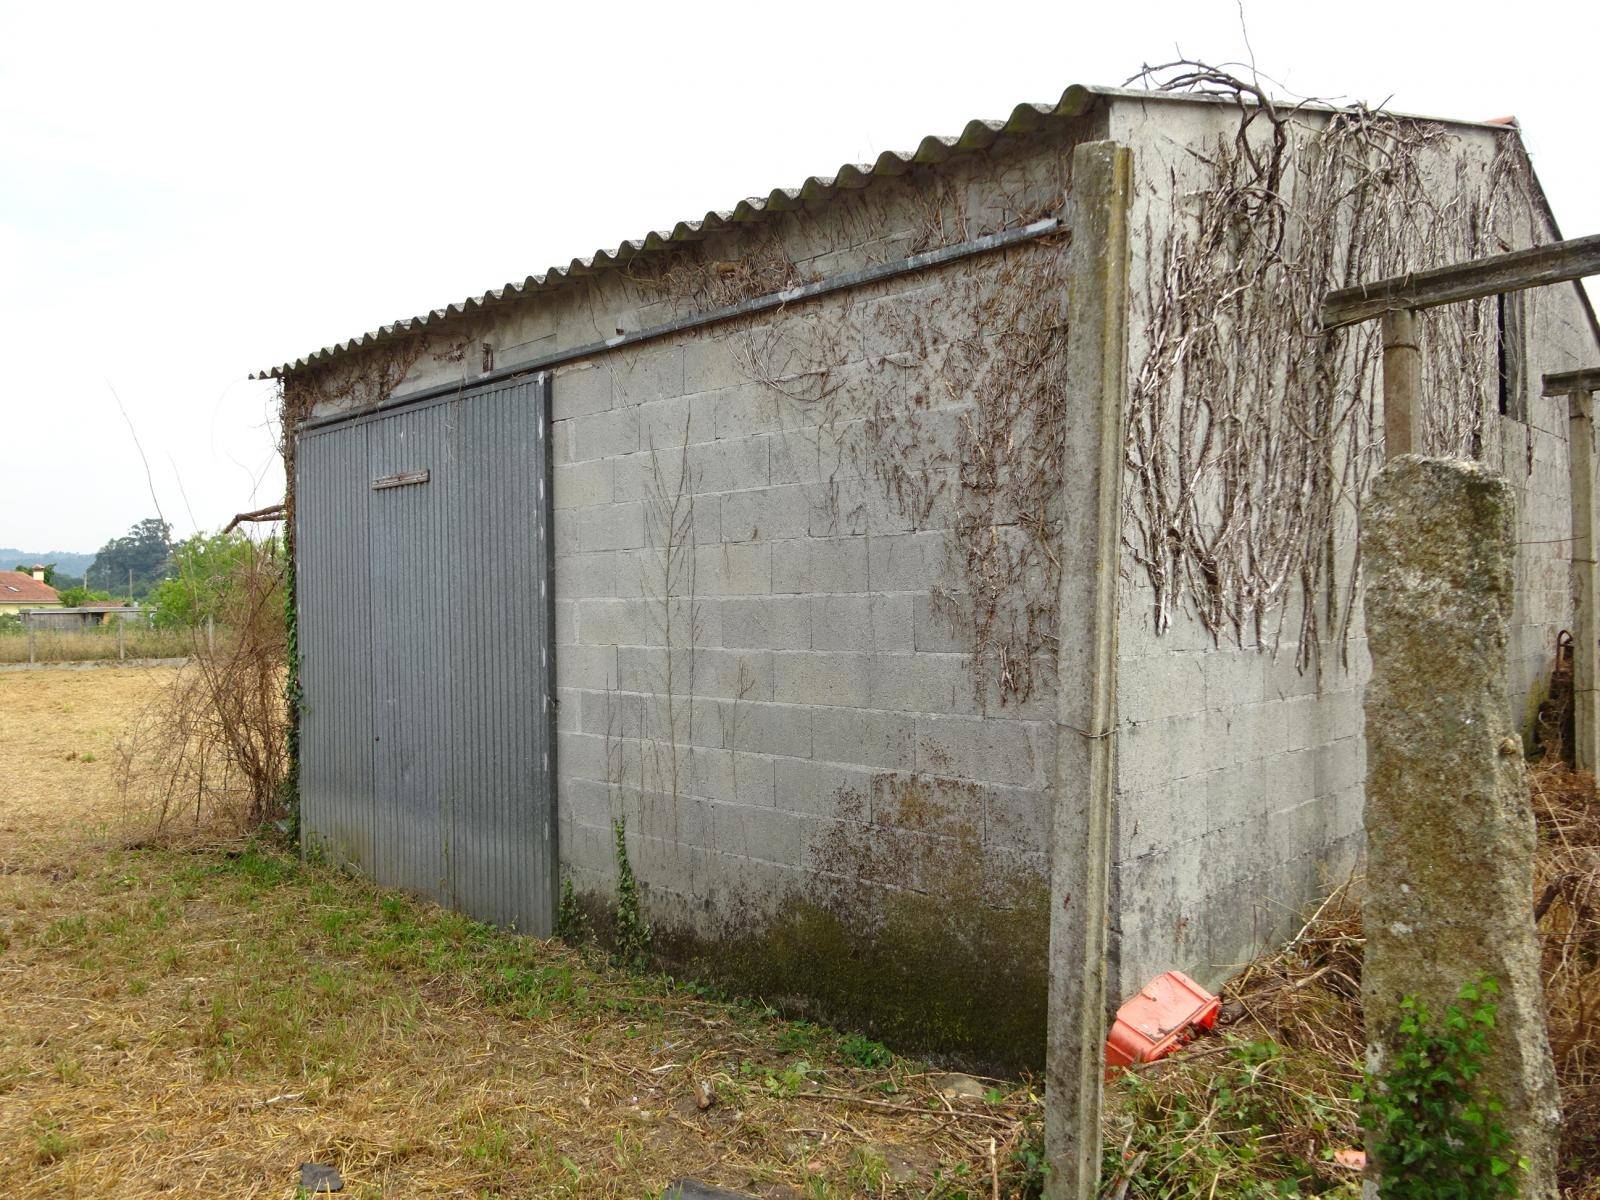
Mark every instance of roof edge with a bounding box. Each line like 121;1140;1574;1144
255;81;1594;381
253;83;1104;380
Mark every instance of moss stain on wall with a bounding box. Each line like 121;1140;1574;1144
582;773;1052;1074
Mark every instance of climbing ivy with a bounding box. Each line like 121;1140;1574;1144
611;818;652;971
1357;977;1523;1199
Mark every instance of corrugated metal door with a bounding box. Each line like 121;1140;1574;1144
296;375;556;934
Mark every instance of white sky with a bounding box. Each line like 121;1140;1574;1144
2;0;1596;553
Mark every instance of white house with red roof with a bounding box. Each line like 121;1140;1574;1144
0;567;62;615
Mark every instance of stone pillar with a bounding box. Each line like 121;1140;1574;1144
1567;389;1599;771
1362;455;1560;1198
1045;138;1132;1200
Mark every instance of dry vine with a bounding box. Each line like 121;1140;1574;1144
621;164;1073;708
1122;62;1539;664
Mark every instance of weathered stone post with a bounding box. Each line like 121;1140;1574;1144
1362;455;1560;1198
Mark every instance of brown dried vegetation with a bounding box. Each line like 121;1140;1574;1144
115;545;291;837
1113;761;1600;1197
1124;64;1538;667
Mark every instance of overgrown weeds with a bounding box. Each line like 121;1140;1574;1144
1101;762;1600;1199
609;817;652;971
1531;763;1600;1189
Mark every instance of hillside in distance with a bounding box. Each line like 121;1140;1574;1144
0;548;95;576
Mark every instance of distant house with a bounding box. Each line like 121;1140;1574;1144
0;568;60;614
20;602;149;630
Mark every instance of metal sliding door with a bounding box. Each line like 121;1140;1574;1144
295;375;555;934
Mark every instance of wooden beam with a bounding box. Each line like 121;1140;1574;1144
1320;233;1600;330
221;502;286;534
1544;367;1600;397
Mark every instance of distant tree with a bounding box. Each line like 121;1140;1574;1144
149;531;278;628
85;518;173;599
13;562;61;587
55;585;113;608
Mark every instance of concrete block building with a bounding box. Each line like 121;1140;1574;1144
264;82;1599;1069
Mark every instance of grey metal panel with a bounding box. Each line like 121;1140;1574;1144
294;375;555;935
295;423;374;868
367;403;451;900
448;378;554;931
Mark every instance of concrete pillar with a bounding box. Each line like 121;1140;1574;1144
1381;308;1422;458
1362;455;1560;1198
1045;138;1132;1200
1567;390;1599;771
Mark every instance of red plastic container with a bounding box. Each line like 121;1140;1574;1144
1104;970;1221;1072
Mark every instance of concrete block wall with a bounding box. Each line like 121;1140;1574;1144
1498;277;1599;723
547;239;1074;936
1112;592;1370;993
1106;95;1596;996
523;130;1098;1064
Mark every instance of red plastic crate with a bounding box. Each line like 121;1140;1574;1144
1104;970;1221;1072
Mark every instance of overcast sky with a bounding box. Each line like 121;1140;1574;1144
2;0;1595;554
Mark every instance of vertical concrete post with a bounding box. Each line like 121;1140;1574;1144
1566;389;1599;771
1362;456;1560;1198
1381;309;1422;458
1045;138;1132;1200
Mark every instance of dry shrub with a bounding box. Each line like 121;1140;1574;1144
1124;62;1536;666
116;544;290;839
1230;876;1367;1067
1530;762;1600;1188
1115;762;1600;1196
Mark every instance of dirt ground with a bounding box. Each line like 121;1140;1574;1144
0;667;1039;1199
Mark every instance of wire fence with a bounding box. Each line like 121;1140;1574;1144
0;623;194;664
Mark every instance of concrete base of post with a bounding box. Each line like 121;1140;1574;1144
1361;455;1560;1197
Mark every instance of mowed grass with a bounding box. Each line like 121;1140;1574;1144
0;668;1038;1199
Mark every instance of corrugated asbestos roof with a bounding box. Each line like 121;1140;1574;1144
255;83;1560;381
255;84;1106;379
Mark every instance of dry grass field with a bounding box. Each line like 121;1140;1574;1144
9;668;1591;1198
0;628;191;665
0;667;1040;1199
